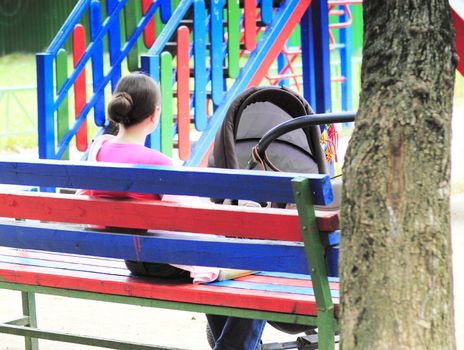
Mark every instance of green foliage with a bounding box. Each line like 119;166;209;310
0;53;118;155
0;54;37;152
0;54;37;87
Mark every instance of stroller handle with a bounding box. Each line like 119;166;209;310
248;112;356;171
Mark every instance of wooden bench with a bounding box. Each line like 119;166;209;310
0;159;340;350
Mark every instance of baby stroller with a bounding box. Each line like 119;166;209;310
207;86;342;349
209;86;328;177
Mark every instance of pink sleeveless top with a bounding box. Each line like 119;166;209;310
84;137;172;200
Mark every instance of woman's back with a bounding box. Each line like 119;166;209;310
88;140;173;201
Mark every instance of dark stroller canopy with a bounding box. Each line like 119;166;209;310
209;86;328;174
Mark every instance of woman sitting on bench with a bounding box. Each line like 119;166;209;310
84;72;266;350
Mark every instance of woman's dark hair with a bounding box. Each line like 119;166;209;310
107;72;161;127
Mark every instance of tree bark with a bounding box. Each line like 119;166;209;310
340;1;457;349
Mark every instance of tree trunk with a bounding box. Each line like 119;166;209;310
340;1;456;349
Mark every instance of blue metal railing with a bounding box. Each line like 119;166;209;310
37;0;172;160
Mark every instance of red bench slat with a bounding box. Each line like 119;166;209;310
0;192;339;241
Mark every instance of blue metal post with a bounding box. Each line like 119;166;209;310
107;0;122;92
300;7;317;109
37;53;56;159
261;0;273;24
90;0;106;126
193;0;207;131
277;50;289;87
311;0;332;113
211;0;225;107
141;55;161;150
160;0;172;23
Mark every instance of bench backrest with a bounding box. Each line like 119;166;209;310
0;159;337;275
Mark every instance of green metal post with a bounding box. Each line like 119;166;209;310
21;291;39;350
292;177;337;350
56;48;70;160
124;0;140;71
154;9;164;35
227;0;240;78
160;51;173;157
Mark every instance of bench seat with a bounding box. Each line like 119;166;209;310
0;247;339;322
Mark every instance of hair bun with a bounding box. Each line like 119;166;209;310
108;73;161;127
108;92;134;124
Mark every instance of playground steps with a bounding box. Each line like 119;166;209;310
36;0;314;164
37;0;358;166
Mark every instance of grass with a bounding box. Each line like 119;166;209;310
0;53;116;153
0;54;37;87
0;54;37;151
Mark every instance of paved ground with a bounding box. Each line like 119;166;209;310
0;107;462;349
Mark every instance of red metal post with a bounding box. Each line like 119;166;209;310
72;24;88;152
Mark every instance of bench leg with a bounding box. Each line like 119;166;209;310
317;311;337;350
21;292;39;350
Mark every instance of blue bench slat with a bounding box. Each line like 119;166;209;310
207;280;340;298
0;247;125;267
0;221;309;274
0;160;333;205
0;255;129;277
256;271;340;283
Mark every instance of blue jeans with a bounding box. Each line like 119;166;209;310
206;314;266;350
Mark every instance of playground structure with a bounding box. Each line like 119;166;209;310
36;0;363;166
0;0;461;166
